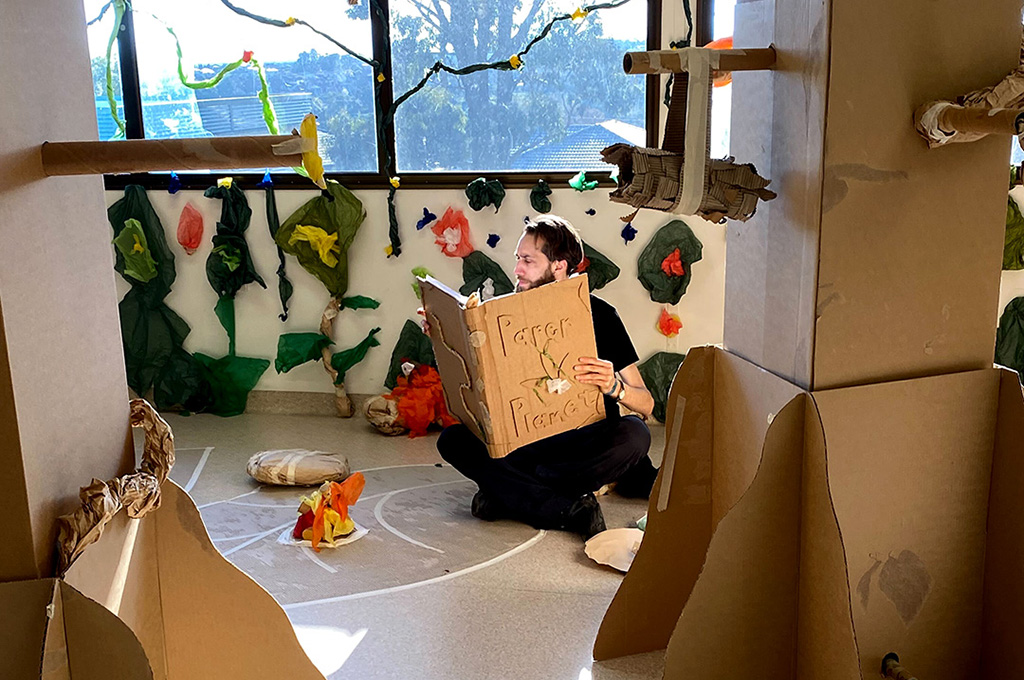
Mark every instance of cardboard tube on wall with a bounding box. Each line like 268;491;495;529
622;48;776;75
40;135;309;176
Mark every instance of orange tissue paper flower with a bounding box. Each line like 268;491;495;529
431;207;475;258
389;365;458;437
576;256;591;273
660;248;685;276
657;308;682;337
177;202;204;255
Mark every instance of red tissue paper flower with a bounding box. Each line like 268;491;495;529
431;207;475;258
657;308;682;337
660;248;686;277
576;256;591;273
177;202;204;255
388;364;459;437
242;50;254;63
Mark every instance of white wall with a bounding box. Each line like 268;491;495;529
108;185;726;395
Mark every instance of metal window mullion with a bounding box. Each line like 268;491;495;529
371;0;397;178
116;5;145;139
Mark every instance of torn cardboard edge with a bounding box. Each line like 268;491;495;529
4;480;324;679
0;578;152;680
420;274;605;458
595;346;1024;678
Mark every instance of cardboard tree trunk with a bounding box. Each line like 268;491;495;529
594;347;1024;678
0;481;324;679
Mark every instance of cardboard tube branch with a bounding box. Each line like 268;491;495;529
622;47;776;75
40;135;312;176
914;102;1024;144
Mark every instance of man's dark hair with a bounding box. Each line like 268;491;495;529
523;214;584;273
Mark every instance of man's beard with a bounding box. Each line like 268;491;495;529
516;269;556;292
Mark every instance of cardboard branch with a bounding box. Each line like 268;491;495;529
622;47;776;75
914;102;1024;147
40;135;306;176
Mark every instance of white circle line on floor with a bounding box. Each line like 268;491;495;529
371;480;471;554
281;530;547;612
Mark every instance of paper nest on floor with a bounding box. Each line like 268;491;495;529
277;522;369;549
585;527;645;572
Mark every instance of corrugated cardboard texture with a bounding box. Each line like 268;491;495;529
813;0;1020;389
724;0;828;389
981;371;1024;676
423;276;604;458
664;394;805;678
814;369;999;678
796;400;860;680
155;482;323;680
0;0;133;579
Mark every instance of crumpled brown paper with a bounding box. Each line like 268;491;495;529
365;395;408;436
602;144;775;223
55;399;174;576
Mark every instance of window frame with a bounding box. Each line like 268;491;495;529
100;0;708;191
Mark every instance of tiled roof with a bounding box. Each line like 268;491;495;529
511;120;646;172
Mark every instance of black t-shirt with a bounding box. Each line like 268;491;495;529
590;295;639;418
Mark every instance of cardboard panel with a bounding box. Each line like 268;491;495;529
41;580;72;680
59;581;152;679
0;578;55;680
0;297;38;582
155;482;324;680
593;347;715;661
712;350;803;525
814;369;999;678
663;395;806;678
724;0;829;389
1;0;133;579
796;399;860;680
981;371;1024;675
813;0;1020;389
65;512;168;680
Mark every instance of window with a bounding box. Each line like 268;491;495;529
709;0;734;159
84;0;663;187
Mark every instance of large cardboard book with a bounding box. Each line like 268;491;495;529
420;275;605;458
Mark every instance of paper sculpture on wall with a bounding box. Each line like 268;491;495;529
531;179;553;212
465;177;506;212
996;296;1024;382
1006;196;1024;270
637;351;686;422
460;250;515;300
602;44;777;222
637;219;703;304
385;319;436;389
176;202;203;255
274;181;378;417
432;207;475;257
578;242;620;291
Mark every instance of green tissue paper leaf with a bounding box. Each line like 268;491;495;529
996;296;1024;382
460;251;515;299
386;320;435;389
112;218;158;283
340;295;381;310
1005;196;1024;270
568;171;599;191
465;177;506;212
330;327;381;384
637;220;703;304
638;351;687;422
275;333;334;373
530;180;552;213
580;242;620;291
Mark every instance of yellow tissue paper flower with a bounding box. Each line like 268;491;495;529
298;113;326;189
509;54;522;69
289;224;341;267
285;16;297;25
377;73;386;83
132;233;145;254
389;176;401;188
217;177;233;188
571;7;589;20
385;244;393;256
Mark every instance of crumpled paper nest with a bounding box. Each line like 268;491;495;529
55;399;174;576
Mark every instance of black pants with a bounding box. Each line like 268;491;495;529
436;415;655;530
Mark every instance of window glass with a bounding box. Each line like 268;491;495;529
85;0;125;140
710;0;735;159
389;0;648;172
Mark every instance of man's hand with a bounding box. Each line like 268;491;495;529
573;356;617;394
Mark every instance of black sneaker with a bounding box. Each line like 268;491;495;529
471;490;503;522
564;493;606;540
615;458;659;499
